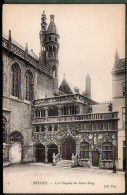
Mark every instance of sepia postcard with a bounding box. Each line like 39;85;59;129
2;4;126;193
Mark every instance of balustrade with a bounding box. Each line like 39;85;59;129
33;94;88;105
32;112;118;122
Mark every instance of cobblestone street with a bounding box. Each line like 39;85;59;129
3;163;125;193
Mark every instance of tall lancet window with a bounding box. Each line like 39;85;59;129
25;70;34;101
11;63;21;98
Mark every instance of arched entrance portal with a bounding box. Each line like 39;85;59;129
92;150;100;167
35;144;45;162
61;137;76;160
48;144;58;163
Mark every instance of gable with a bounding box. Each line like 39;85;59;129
59;79;73;94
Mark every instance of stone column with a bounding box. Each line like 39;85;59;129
52;124;54;132
34;109;36;118
45;107;48;118
45;147;48;163
33;145;36;163
89;151;92;167
68;106;70;115
39;125;41;133
44;125;48;137
58;106;61;116
99;151;102;168
70;106;72;115
76;139;79;156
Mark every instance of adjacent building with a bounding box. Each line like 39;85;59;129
3;12;125;170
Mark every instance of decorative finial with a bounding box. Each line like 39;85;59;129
115;49;119;60
8;30;11;49
63;72;65;79
9;30;11;39
26;42;28;51
42;10;46;17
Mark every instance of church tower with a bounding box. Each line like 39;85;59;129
46;14;59;91
39;12;59;91
85;73;91;99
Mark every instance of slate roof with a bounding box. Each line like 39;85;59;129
3;32;39;61
47;21;58;34
59;77;86;95
114;58;125;69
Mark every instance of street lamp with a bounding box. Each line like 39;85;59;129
113;140;116;173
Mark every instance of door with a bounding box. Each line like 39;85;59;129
35;144;45;162
48;144;58;163
61;137;76;160
9;142;22;164
92;151;100;166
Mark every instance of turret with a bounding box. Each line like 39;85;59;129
46;14;60;91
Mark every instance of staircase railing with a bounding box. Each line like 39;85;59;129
52;153;61;166
71;153;79;168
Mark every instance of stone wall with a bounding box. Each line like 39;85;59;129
3;47;53;163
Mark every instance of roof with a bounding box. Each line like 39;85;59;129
59;78;74;94
59;77;87;95
47;17;58;34
114;58;125;69
3;32;39;61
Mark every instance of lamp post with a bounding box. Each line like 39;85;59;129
113;140;116;173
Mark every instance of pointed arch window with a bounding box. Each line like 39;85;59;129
25;70;34;101
11;63;21;98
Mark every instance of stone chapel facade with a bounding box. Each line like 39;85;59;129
2;12;125;170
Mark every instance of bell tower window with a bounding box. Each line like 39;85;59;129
53;66;57;78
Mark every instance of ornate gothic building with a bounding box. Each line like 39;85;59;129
3;12;125;170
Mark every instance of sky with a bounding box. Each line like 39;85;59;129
3;4;125;102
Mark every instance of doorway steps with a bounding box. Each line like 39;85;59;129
57;160;72;168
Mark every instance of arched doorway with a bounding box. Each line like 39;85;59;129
92;149;100;167
35;144;45;162
61;137;76;160
9;131;23;164
48;144;58;163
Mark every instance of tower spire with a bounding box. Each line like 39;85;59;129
85;73;91;99
114;49;119;67
39;11;47;66
115;49;119;61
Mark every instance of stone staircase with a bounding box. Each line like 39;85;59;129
57;160;72;168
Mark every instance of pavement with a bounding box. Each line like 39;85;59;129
3;162;125;194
